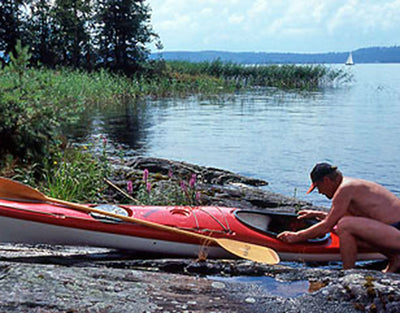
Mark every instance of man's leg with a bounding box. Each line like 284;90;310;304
335;217;358;269
383;253;400;273
336;216;400;271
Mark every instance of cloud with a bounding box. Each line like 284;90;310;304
248;0;271;17
229;14;244;24
327;0;400;34
147;0;400;52
156;15;191;31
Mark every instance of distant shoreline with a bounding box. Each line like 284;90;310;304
151;46;400;64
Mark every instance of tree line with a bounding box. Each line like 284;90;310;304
0;0;162;75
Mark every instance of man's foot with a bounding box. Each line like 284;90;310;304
383;255;400;273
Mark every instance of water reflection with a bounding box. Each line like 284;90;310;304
66;99;153;155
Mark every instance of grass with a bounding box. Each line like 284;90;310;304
0;61;347;112
42;147;108;202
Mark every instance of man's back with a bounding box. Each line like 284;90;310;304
337;177;400;224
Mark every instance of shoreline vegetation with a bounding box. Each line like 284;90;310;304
0;46;350;203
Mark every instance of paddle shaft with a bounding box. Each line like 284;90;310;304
103;178;142;204
50;197;215;242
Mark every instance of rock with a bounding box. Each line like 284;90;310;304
211;282;226;289
127;157;268;187
110;156;323;213
0;245;399;312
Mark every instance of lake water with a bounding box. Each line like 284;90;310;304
71;64;400;207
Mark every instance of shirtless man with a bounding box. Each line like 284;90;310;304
277;162;400;272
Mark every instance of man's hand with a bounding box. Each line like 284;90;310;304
277;231;302;243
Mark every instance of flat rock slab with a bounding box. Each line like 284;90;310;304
1;262;260;312
1;244;400;312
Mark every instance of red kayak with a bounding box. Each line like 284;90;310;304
0;198;383;262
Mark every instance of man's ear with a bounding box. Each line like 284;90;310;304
322;176;330;184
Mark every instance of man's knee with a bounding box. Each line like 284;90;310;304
335;216;355;234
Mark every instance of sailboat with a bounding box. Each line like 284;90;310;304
345;52;354;65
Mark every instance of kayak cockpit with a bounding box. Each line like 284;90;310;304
90;204;130;224
234;210;330;243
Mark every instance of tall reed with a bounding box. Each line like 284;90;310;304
166;60;348;89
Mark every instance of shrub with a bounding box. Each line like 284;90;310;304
42;146;108;202
0;42;83;169
133;169;201;206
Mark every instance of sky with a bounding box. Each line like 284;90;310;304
146;0;400;53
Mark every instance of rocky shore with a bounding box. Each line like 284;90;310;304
108;156;320;212
1;157;399;312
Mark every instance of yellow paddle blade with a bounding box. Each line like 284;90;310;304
0;177;46;201
216;238;280;264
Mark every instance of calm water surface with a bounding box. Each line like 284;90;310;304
72;64;400;207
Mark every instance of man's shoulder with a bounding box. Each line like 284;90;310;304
337;177;366;194
339;177;353;187
341;177;368;187
338;177;377;197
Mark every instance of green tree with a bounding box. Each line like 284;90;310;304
95;0;158;75
27;0;58;67
52;0;93;68
0;0;26;65
1;0;160;73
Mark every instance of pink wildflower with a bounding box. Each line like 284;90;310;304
143;169;149;183
189;174;197;188
127;181;133;194
101;135;107;146
196;191;201;202
180;180;187;192
146;182;152;194
168;169;173;178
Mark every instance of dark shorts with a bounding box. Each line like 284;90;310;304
391;221;400;230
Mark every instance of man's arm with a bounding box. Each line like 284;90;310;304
277;185;352;243
297;210;328;220
277;219;332;243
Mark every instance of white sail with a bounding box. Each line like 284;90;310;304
345;52;354;65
